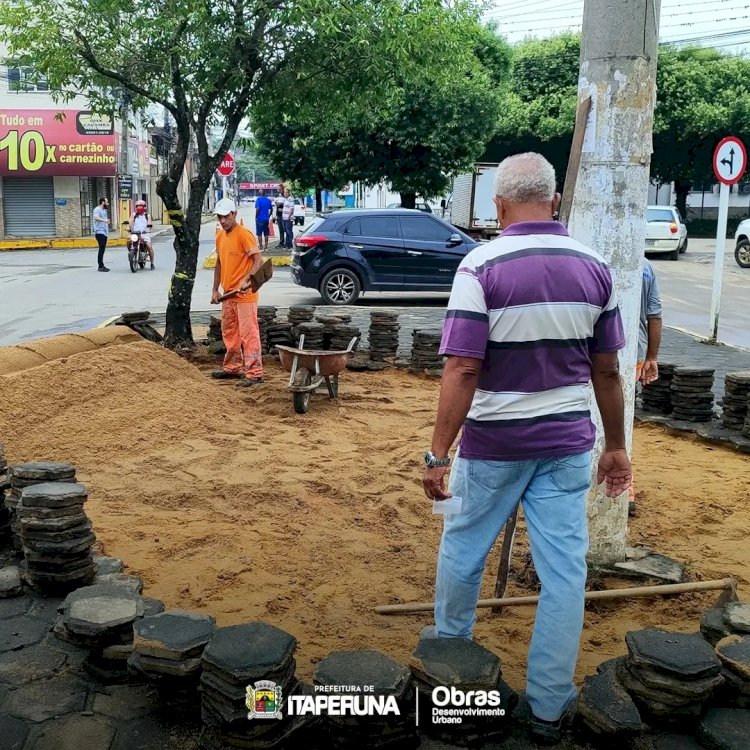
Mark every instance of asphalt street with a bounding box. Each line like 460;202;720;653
1;214;749;349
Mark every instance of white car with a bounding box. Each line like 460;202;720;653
734;218;750;268
645;205;688;261
294;199;306;226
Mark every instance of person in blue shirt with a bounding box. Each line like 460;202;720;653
254;191;273;251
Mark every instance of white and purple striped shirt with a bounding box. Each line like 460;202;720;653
440;221;625;461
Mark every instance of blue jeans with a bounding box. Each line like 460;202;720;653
435;452;591;722
283;219;294;247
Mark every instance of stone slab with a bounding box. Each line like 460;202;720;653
0;642;67;685
201;621;296;682
19;513;88;531
626;628;722;678
133;609;216;661
613;554;685;583
724;603;750;634
578;668;643;734
0;615;48;652
702;608;735;646
93;683;159;721
93;555;124;576
65;595;139;637
20;482;86;508
698;707;750;750
410;636;501;690
129;650;203;677
0;713;30;750
3;673;88;722
0;566;22;597
10;463;76;481
27;714;117;750
315;650;410;698
716;635;750;680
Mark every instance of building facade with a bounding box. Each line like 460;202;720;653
0;54;157;240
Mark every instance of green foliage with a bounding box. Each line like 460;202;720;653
252;22;510;201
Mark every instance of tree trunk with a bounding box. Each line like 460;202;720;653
158;177;205;350
400;192;417;210
315;186;323;213
674;179;691;221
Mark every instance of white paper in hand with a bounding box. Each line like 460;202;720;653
432;496;462;515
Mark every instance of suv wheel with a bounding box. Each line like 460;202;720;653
320;268;361;305
736;240;750;268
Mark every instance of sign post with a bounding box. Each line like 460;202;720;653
217;151;235;201
710;136;747;343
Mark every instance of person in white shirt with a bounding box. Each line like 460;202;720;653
281;189;295;249
92;197;110;272
127;199;155;269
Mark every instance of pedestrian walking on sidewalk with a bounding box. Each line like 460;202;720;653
282;188;295;249
210;198;265;387
92;197;110;272
255;190;273;252
422;152;632;745
274;187;286;248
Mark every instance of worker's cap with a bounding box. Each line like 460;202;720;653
215;198;237;216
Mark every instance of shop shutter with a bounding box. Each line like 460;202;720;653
3;177;55;236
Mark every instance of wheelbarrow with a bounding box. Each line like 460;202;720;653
276;335;358;414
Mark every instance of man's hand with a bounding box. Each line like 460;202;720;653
640;359;659;385
423;466;452;501
211;290;220;304
596;449;632;498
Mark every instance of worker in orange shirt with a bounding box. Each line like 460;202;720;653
210;198;265;386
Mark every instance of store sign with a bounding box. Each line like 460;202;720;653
239;181;280;190
0;109;117;177
118;175;134;199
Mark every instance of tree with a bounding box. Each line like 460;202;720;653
652;46;750;218
251;23;511;209
0;0;482;347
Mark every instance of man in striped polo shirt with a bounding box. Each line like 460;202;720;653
423;153;632;744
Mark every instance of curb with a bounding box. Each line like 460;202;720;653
0;217;213;252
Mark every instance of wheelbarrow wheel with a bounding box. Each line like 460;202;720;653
292;367;312;414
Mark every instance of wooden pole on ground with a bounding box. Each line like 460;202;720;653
375;577;736;615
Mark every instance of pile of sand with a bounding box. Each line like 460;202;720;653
0;341;748;687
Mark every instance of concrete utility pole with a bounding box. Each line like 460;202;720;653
568;0;661;565
119;91;131;239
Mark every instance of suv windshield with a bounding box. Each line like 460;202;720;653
647;208;676;223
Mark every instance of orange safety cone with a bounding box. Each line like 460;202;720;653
268;218;275;238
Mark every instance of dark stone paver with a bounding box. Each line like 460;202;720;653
0;596;33;620
411;636;502;689
133;610;215;661
0;567;22;597
0;616;48;652
110;714;201;750
626;628;722;678
653;734;704;749
0;712;30;749
698;707;750;750
93;684;159;721
3;674;88;721
578;669;643;734
724;603;750;634
315;649;410;696
26;594;65;624
27;714;116;750
0;643;67;685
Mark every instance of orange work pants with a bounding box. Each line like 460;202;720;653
221;300;263;380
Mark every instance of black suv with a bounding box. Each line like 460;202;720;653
290;209;478;305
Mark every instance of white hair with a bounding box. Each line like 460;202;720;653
494;153;556;203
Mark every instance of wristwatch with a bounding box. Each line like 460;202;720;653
424;451;451;468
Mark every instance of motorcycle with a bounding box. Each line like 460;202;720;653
123;221;153;273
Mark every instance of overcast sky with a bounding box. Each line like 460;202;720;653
483;0;750;53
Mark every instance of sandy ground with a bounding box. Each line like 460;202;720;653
0;340;748;690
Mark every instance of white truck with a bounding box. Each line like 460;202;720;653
444;163;500;239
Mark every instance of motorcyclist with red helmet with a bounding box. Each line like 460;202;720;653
126;199;155;269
